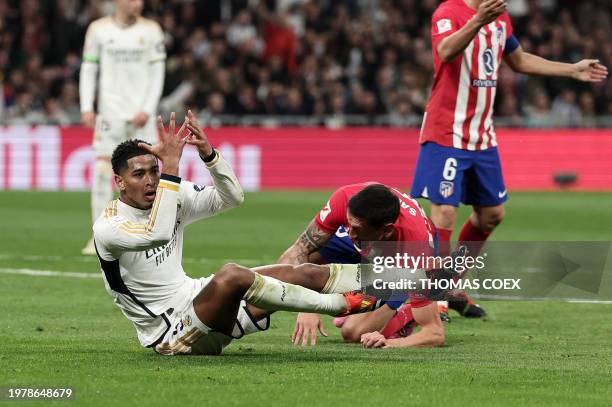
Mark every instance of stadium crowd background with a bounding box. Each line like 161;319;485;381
0;0;610;127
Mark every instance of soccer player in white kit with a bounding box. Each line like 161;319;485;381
94;111;399;356
80;0;165;255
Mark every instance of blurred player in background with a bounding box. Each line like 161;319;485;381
411;0;608;319
80;0;166;255
279;183;445;348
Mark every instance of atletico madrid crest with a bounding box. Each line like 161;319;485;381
439;181;454;198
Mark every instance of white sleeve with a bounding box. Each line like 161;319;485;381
79;62;98;113
181;152;244;225
94;175;182;255
141;23;166;114
79;22;101;113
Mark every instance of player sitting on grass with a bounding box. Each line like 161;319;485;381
94;111;449;355
279;183;445;348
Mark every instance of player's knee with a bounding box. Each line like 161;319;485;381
215;263;253;292
433;205;457;229
483;207;505;231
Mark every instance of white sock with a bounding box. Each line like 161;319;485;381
91;159;113;223
321;264;362;294
323;264;428;294
243;273;347;315
231;304;269;338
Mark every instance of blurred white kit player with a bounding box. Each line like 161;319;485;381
80;0;166;255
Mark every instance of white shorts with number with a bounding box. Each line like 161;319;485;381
153;276;270;356
93;116;158;157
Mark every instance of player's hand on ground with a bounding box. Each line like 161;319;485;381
361;331;388;349
81;111;95;128
132;112;150;128
572;59;608;82
292;313;327;346
474;0;506;26
139;112;187;171
184;109;214;158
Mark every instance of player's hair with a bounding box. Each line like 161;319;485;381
347;184;400;228
111;139;153;175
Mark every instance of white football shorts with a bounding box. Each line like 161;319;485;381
93;116;158;157
153;276;270;356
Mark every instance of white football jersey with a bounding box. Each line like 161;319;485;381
93;155;244;346
83;16;166;119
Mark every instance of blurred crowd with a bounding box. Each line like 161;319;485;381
0;0;610;127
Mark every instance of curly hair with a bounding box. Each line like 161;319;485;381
110;139;153;175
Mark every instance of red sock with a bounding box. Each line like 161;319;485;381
437;228;453;257
457;219;491;257
381;304;414;338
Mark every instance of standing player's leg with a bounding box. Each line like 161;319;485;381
430;203;458;256
458;205;505;256
411;142;466;256
82;118;120;255
457;146;507;257
410;142;468;321
450;147;507;317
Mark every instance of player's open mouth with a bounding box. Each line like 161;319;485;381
144;190;157;201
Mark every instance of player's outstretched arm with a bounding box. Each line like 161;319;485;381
79;22;100;128
278;220;333;265
437;0;506;62
504;46;608;82
361;302;445;349
96;173;182;252
181;110;244;221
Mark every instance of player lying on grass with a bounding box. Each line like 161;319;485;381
279;183;445;348
93;112;452;355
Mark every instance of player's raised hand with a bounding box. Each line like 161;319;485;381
572;59;609;82
138;112;187;172
184;109;215;159
292;313;327;346
475;0;506;26
360;331;388;349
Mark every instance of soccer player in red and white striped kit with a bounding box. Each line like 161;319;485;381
411;0;608;319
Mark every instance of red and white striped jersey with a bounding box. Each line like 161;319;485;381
420;0;514;151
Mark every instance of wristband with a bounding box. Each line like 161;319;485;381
200;149;217;163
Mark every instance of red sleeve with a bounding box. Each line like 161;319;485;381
431;5;459;52
314;188;349;233
409;297;432;308
502;12;514;38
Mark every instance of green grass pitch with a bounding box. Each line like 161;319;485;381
1;190;611;406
